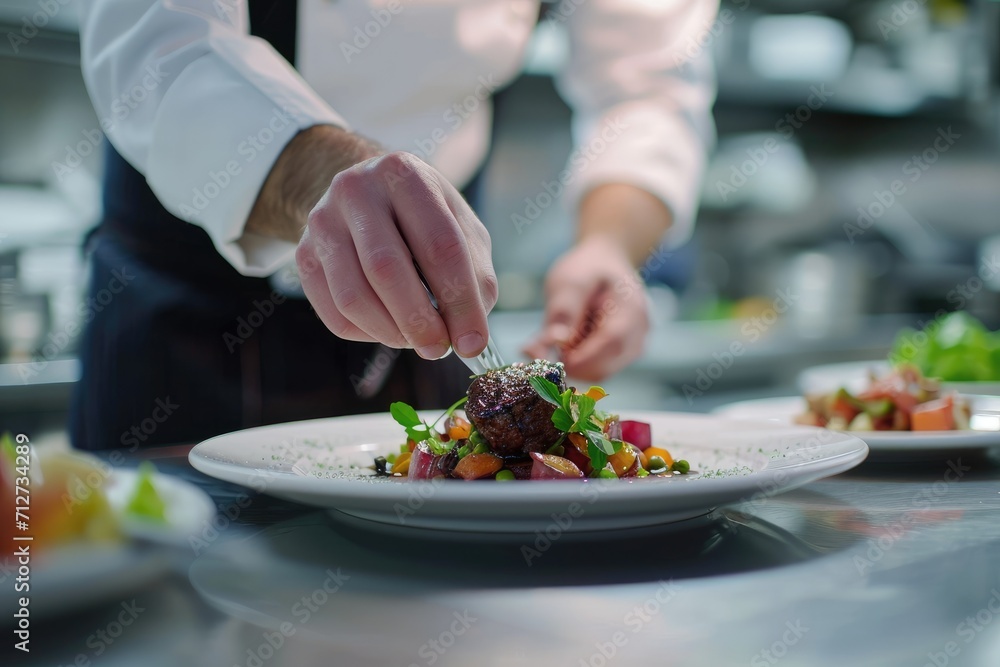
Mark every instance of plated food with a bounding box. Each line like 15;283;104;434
190;409;869;531
379;360;689;481
0;433;215;558
1;435;217;615
0;434;169;556
795;365;970;432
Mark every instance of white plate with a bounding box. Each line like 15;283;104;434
713;396;1000;450
188;411;868;533
798;360;1000;396
4;468;215;615
104;468;218;547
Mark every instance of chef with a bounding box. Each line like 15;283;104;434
71;0;716;450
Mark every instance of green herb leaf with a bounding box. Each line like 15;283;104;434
529;376;563;407
389;401;431;442
390;401;421;428
584;431;618;476
585;430;617;456
559;389;574;414
552;409;575;432
574;395;596;426
587;441;608;474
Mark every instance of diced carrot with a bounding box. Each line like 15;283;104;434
584;386;607;401
567;433;588;456
447;417;472;441
643;446;674;468
911;396;955;431
607;445;637;477
452;453;503;480
407;439;416;452
391;452;412;475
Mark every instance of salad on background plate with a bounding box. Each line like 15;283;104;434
799;313;1000;399
795;365;971;433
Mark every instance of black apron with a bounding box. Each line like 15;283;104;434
69;0;471;450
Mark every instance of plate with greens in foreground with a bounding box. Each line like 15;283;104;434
0;435;216;614
190;361;868;532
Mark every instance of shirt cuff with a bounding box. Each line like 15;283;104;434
143;45;346;277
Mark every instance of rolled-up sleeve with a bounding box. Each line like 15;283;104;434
558;0;718;248
78;0;347;276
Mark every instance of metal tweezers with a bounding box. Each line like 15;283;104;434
415;263;505;375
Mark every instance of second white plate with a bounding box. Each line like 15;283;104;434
713;396;1000;450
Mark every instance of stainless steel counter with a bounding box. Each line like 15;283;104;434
15;444;1000;667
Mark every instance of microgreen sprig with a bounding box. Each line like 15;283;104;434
389;397;471;457
529;376;621;475
389;402;433;444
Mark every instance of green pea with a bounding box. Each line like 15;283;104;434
671;459;690;474
495;470;515;481
648;455;667;472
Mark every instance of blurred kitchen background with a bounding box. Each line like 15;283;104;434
3;0;1000;437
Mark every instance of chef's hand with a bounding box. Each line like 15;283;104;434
523;235;649;382
295;150;498;359
247;125;496;359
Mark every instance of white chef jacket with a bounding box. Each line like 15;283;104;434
78;0;717;277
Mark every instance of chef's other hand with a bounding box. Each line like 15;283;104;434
523;235;649;382
296;151;498;360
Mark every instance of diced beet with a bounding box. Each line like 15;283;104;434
409;442;457;480
563;443;591;476
529;452;584;480
620;420;652;451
